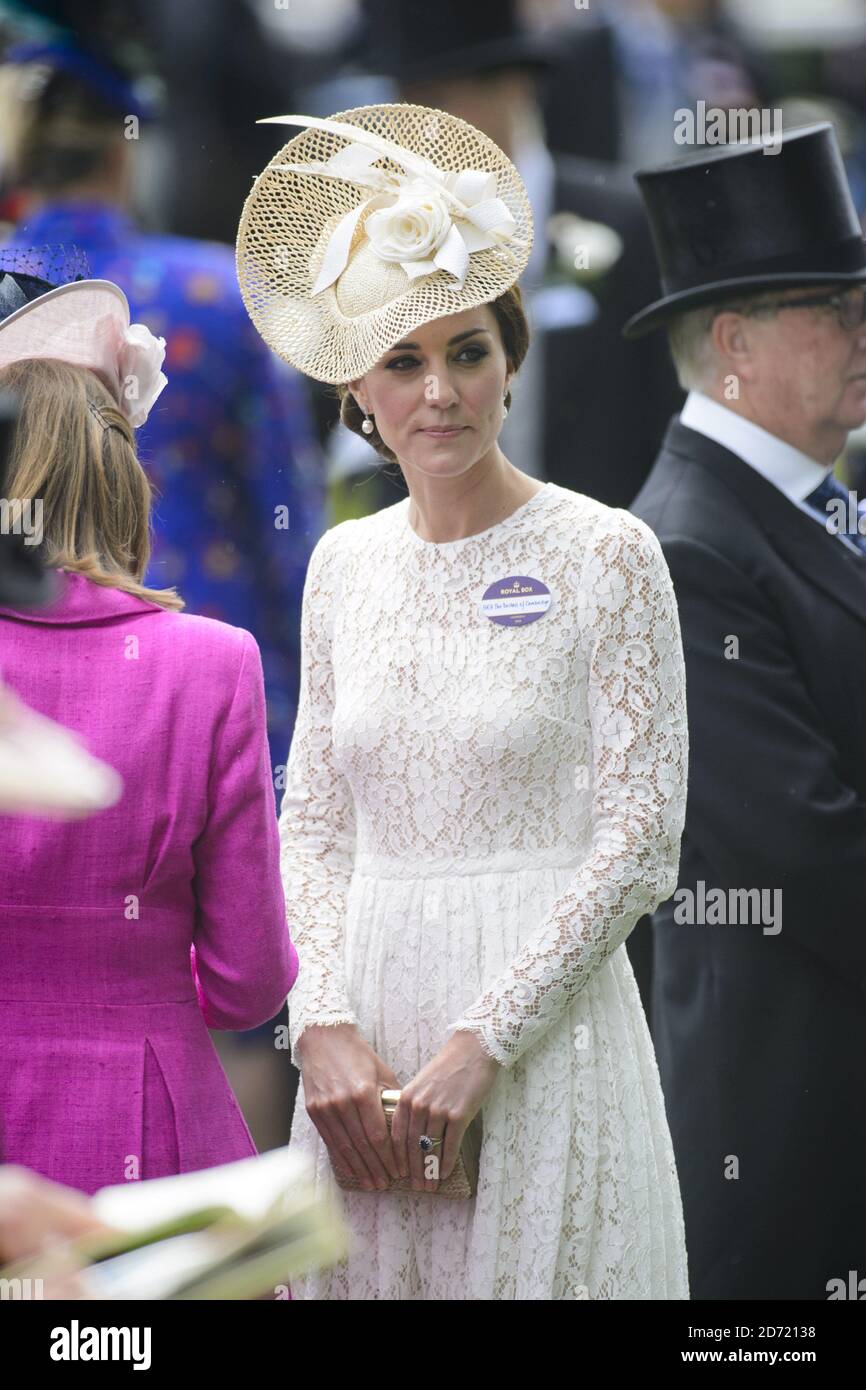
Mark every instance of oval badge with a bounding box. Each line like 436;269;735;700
480;575;552;626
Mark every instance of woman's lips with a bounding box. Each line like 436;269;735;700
420;426;466;436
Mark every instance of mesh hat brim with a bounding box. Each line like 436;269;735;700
235;103;533;384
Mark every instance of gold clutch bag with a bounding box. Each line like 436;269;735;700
332;1088;483;1199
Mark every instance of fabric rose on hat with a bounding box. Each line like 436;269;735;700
116;322;168;429
365;181;452;273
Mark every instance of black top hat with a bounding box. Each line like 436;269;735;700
622;123;866;339
355;0;556;84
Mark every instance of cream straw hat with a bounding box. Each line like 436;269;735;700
235;103;534;384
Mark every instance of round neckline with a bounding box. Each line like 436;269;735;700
400;482;553;549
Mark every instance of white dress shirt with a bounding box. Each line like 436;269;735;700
679;390;861;553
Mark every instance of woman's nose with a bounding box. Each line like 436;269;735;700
422;370;460;406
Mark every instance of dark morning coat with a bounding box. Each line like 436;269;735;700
629;416;866;1301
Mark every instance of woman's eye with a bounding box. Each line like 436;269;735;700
385;346;488;371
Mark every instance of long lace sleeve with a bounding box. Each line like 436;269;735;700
278;524;359;1056
444;510;689;1068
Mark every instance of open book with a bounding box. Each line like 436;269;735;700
1;1147;349;1300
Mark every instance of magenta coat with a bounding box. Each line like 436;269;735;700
0;568;297;1196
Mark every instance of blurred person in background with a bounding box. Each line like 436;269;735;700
0;255;297;1197
527;0;774;169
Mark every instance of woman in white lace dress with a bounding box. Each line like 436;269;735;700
236;103;689;1299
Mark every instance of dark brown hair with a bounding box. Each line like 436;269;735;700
334;283;530;468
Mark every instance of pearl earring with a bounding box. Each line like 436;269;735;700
502;393;509;419
361;411;374;435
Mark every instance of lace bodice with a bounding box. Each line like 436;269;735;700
278;481;688;1067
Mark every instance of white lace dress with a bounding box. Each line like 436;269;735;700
279;480;689;1300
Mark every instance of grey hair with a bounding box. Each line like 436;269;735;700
666;294;778;391
666;305;719;391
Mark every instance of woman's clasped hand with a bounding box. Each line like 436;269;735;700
296;1023;499;1193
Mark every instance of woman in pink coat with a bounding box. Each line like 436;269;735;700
0;257;297;1196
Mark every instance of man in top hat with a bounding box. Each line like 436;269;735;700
625;122;866;1300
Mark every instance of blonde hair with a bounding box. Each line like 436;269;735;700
0;357;183;610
